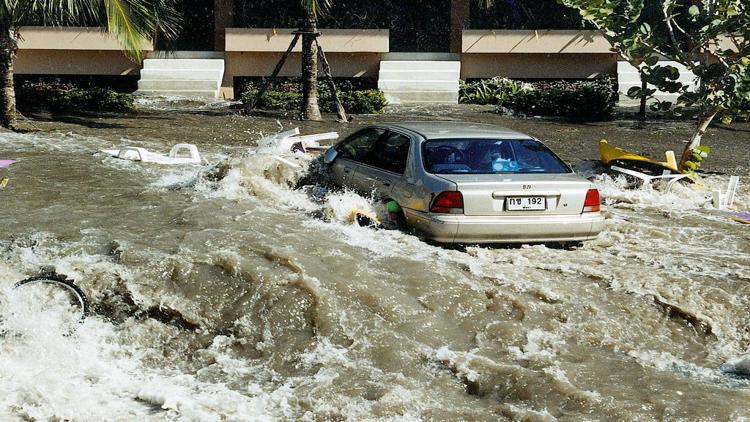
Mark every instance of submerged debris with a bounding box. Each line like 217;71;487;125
652;296;713;337
14;271;90;323
100;144;202;165
721;355;750;379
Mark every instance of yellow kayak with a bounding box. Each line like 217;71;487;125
599;139;680;173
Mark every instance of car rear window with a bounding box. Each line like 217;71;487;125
422;138;571;174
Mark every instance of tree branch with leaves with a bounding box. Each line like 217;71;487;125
0;0;180;130
557;0;750;172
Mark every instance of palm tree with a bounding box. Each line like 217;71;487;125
299;0;330;121
297;0;496;121
0;0;179;129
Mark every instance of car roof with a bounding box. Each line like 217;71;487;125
379;122;533;140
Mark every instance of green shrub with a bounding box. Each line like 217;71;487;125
241;89;302;111
502;77;617;120
241;84;387;114
462;76;617;120
17;80;136;113
327;89;387;114
460;77;533;105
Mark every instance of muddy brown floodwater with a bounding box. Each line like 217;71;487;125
1;103;749;420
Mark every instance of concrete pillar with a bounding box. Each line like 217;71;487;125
214;0;234;51
450;0;469;54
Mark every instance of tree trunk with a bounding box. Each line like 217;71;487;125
300;17;321;121
0;29;18;129
639;79;647;121
449;0;470;54
678;109;718;172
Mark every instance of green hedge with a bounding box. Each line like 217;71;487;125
337;90;388;114
461;77;617;121
17;81;136;113
460;77;534;106
504;78;617;120
241;83;388;114
242;90;301;111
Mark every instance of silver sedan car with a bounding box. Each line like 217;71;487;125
323;122;605;244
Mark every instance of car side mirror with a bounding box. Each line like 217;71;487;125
323;147;338;164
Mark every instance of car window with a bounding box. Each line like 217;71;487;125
365;131;411;174
512;139;570;173
423;138;571;174
337;128;385;162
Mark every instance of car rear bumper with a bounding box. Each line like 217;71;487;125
403;209;605;244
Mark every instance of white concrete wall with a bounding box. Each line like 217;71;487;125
617;61;698;106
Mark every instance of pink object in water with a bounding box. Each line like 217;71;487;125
733;212;750;224
0;159;16;168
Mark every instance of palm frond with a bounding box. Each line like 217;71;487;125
102;0;153;60
301;0;332;20
22;0;100;26
147;0;180;42
3;0;179;59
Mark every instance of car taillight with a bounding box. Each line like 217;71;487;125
431;191;464;214
583;188;601;212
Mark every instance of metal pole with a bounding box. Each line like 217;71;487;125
246;33;301;111
315;39;348;122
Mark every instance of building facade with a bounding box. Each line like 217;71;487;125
16;0;621;102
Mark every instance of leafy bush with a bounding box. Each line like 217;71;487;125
239;78;377;95
241;89;302;111
502;77;617;120
333;90;388;114
241;82;387;114
461;76;616;120
460;77;533;105
17;80;136;113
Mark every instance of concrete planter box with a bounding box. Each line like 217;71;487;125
461;29;617;80
225;28;389;53
18;26;153;51
222;28;389;98
16;26;153;76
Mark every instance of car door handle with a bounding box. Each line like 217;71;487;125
372;177;390;187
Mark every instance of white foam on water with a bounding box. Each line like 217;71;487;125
629;349;750;388
0;316;295;420
508;329;565;362
298;337;353;369
321;190;383;225
0;132;109;154
722;354;750;377
434;346;482;383
133;96;230;109
0;270;310;421
594;172;750;213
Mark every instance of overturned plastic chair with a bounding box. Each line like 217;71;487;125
712;176;740;210
101;143;202;165
610;165;691;191
258;127;338;154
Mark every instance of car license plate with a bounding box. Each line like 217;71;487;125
506;196;546;211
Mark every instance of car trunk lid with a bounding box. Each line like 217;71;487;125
439;173;591;216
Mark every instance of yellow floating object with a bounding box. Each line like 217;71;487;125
349;208;380;227
599;139;679;172
0;177;8;188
